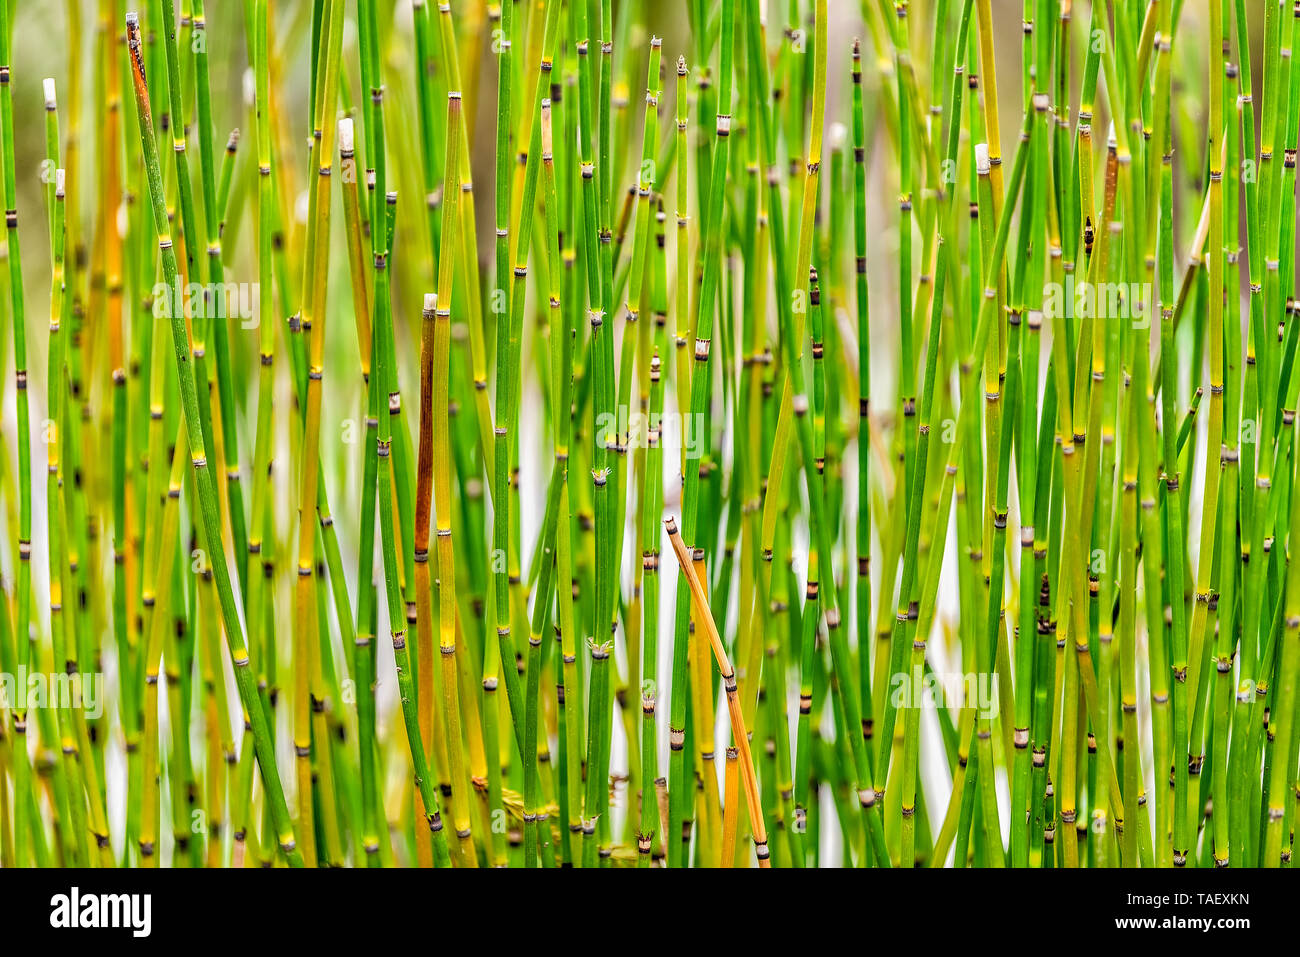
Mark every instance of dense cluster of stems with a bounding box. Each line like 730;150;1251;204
0;0;1299;869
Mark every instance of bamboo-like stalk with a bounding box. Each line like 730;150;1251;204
1266;417;1300;865
666;50;692;871
288;0;346;867
0;2;33;865
483;0;517;870
44;162;103;867
523;94;568;868
411;95;471;871
425;92;476;868
638;195;669;867
666;516;768;866
237;0;277;871
1176;0;1225;869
